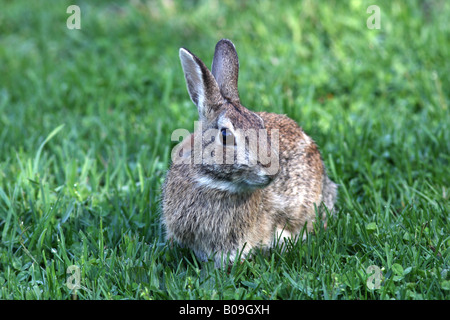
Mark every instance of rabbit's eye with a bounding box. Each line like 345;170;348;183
220;128;233;145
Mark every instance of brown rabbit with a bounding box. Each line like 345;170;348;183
161;39;337;267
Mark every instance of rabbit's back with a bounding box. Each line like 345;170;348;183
257;111;337;234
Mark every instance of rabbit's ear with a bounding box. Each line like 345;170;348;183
211;39;240;103
179;48;224;121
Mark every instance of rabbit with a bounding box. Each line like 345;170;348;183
161;39;337;267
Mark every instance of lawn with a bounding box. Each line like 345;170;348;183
0;0;448;300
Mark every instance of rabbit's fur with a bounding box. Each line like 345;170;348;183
161;39;337;266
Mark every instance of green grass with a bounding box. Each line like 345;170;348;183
0;0;449;300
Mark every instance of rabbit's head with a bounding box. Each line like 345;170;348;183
175;39;280;193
